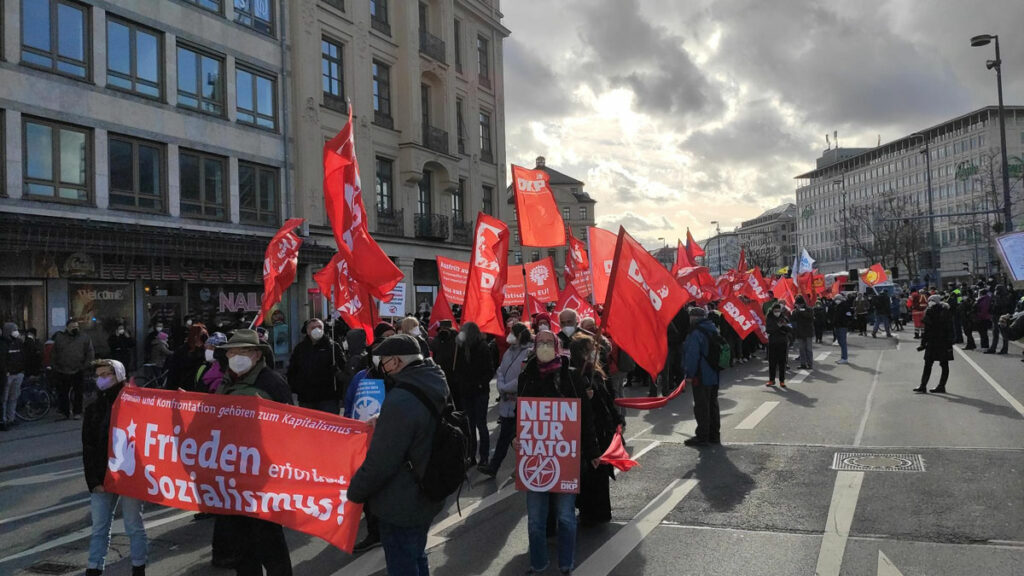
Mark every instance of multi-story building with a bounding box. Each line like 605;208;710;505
290;0;510;318
795;106;1024;283
736;203;797;273
0;0;327;362
701;231;741;276
505;156;596;274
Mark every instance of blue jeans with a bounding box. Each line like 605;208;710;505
836;327;849;360
872;315;891;336
379;521;430;576
526;491;577;572
89;491;147;570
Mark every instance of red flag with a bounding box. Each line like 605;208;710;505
749;303;770;344
614;379;686;410
861;264;888;287
554;282;598;324
598;426;638;472
685;228;705;261
254;218;304;326
830;275;848;297
719;295;761;340
427;290;458;337
588;227;618;305
737;248;747;273
672;239;695;273
437;256;470;306
463;213;511;336
525;258;559;303
740;267;772;303
504;265;526;306
525;292;549;324
324;107;403;299
602;228;689;377
566;229;593;298
674;266;718;305
511;165;566;247
772;277;797;309
314;246;379;346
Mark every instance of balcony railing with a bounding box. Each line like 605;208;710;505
371;17;391;36
452;218;472;245
374;110;394;130
422;125;449;155
419;30;446;63
375;207;404;237
480;149;494;164
414;213;449;241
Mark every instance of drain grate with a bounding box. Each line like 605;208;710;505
26;561;79;575
831;452;925;472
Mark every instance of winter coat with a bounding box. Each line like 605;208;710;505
578;370;623;452
921;303;954;363
107;333;135;370
52;330;95;375
2;335;25;375
682;319;721;387
496;344;531;418
197;360;228;393
872;293;892;316
453;338;494;399
149;339;173;369
23;336;43;376
82;383;125;491
766;313;792;345
166;346;206;392
429;329;458;382
287;336;345;403
975;295;992;323
832;300;854;329
792;306;815;339
348;359;450;527
218;359;292;404
518;356;601;463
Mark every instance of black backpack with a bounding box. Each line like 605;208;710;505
397;384;472;502
699;327;728;373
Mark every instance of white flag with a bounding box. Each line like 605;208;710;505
798;249;815;274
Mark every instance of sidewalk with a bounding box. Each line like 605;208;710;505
0;416;82;473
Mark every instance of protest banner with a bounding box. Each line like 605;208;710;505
504;265;526;306
103;387;371;553
720;295;759;340
525;258;559;303
516;397;581;494
378;283;406;317
350;379;385;422
436;256;470;306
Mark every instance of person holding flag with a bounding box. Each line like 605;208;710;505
682;306;722;446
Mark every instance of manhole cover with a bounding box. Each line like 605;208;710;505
831;452;925;472
26;562;79;575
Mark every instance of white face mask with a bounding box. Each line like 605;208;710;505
506;333;517;345
456;332;466;344
155;326;164;333
310;328;324;341
96;375;117;390
205;349;215;362
536;344;556;363
773;311;782;317
116;328;125;336
229;354;254;374
537;324;549;332
342;340;349;351
186;320;193;327
410;326;422;337
11;331;20;339
562;326;576;337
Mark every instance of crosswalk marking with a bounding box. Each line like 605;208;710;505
954;347;1024;419
815;470;865;576
735;401;780;429
877;550;906;576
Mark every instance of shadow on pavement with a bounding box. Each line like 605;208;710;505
684;447;755;513
925;392;1022;420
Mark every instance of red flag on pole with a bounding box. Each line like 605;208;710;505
861;264;888;287
588;226;618;305
598;426;638;471
525;258;559;303
503;265;526;306
427;290;458;338
602;228;689;377
672;239;695;274
740;267;772;303
511;164;566;247
719;295;761;340
674;266;718;305
566;228;593;298
313;246;379;346
830;275;848;297
772;277;798;309
254;218;305;326
554;282;598;324
463;213;511;336
685;228;705;261
323;106;403;299
736;248;747;274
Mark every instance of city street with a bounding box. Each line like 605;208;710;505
2;334;1022;576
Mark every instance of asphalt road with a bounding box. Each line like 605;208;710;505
1;333;1022;576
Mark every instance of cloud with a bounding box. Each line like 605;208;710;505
504;37;575;122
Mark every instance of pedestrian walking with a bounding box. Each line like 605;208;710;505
914;295;954;394
871;288;893;338
453;322;495;468
1;323;26;430
287;318;346;414
792;297;815;370
832;294;853;364
683;306;722;445
52;319;94;419
479;322;532;477
84;359;148;576
765;304;792;387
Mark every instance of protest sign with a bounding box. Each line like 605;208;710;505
516;397;581;494
378;283;406;317
436;256;469;306
350;379;385;422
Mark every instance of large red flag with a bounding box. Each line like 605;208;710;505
772;277;798;309
511;165;565;247
740;267;772;303
324;107;403;299
830;275;848;297
588;226;618;305
314;246;379;345
861;264;888;287
566;229;593;298
602;228;689;377
504;265;526;306
554;282;598;324
615;380;686;410
685;228;706;261
436;256;470;306
463;213;511;336
719;294;761;340
427;290;458;337
736;248;747;274
254;218;304;326
525;258;559;303
674;266;718;305
672;239;695;274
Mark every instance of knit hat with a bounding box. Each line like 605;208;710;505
373;321;396;341
92;359;127;384
688;306;708;320
372;334;423;357
206;332;228;347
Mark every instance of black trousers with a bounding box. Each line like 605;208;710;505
768;343;788;383
921;360;949;389
577;463;612;524
691;380;720;442
976;320;990;350
54;371;84;417
231;516;292;576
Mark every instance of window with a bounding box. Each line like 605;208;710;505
514;251;522;265
370;0;389;34
183;0;221;14
453;179;465;221
322;38;344;110
372;60;392;125
21;0;90;78
477;35;489;84
179;149;227;220
177;46;224;116
456;98;466;154
236;66;276;129
482;185;494;216
106;18;161;98
531;250;539;262
419;169;433;215
376;157;393;212
562;206;570;220
479;111;492;162
454;19;462;72
23;118;90;202
239;161;278;225
579;206;587;220
233;0;273;35
108;135;163;211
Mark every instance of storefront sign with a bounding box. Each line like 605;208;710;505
219;291;262;313
516;398;581;494
64;252;96;277
378;283;406;317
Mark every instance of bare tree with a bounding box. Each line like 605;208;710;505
843;189;928;280
740;231;778;273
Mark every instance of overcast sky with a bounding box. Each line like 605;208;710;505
501;0;1024;247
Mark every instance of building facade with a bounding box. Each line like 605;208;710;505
505;156;597;274
736;204;797;273
701;231;741;276
290;0;510;318
795;106;1024;283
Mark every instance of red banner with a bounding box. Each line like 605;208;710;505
525;258;559;303
685;228;706;260
671;239;695;274
772;277;798;309
740;268;772;303
588;227;618;305
511;165;566;247
504;265;526;306
516;398;581;494
436;256;469;306
255;218;304;326
861;264;888;286
104;387;370;552
719;295;760;340
427;290;458;337
567;230;593;298
674;266;718;305
314;247;379;345
463;213;511;336
554;282;598;324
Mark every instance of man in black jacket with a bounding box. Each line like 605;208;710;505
985;285;1014;355
832;294;853;364
871;289;893;338
287;318;345;413
0;323;22;430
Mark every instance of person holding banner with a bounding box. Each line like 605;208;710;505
83;359;148;576
682;307;722;446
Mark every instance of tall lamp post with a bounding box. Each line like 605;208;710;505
971;34;1014;232
832;178;849;271
910;132;939;286
710;220;721;275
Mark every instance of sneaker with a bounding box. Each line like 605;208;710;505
779;382;787;388
353;534;382;554
766;381;776;387
683;437;708;447
837;359;849;364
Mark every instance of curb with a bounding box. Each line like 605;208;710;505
0;451;82;474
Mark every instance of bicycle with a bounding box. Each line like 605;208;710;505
16;374;57;422
138;364;169;389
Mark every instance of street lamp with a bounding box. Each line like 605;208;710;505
710;220;721;275
909;132;939;285
971;34;1014;232
832;178;849;272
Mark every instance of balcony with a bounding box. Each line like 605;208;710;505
415;213;449;241
371;17;391;36
422;125;449;155
374;110;394;130
452;218;472;245
419;30;446;63
375;208;404;237
480;149;494;164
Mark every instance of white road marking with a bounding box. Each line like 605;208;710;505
630;440;661;461
815;352;832;362
954;347;1024;419
854;351;886;446
735;401;780;430
877;550;905;575
814;470;865;576
574;478;698;576
0;497;91;526
0;468;81;488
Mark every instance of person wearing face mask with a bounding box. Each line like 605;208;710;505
143;321;164;364
216;330;292;576
149;331;173;374
286;318;346;414
82;359;148;576
479;323;533;477
166;323;209;392
52;319;95;419
196;332;228;393
453;322;495;468
533;312;552;335
1;323;26;431
398;316;431;357
792;296;815;370
914;295;954;393
765;304;792;388
107;324;136;373
557;308;579;349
